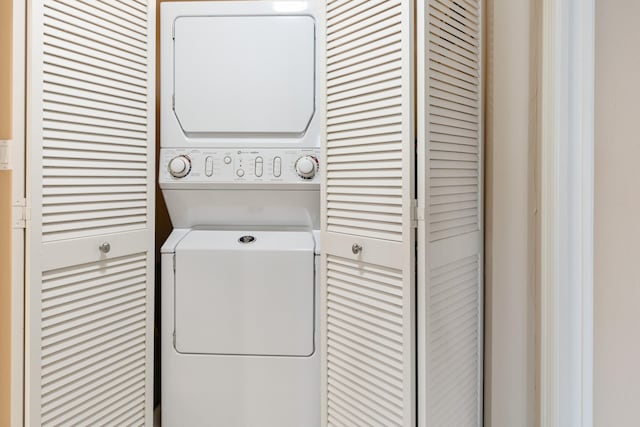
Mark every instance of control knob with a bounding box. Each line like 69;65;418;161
295;155;318;180
168;155;191;178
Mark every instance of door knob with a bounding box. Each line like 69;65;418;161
99;242;111;254
351;243;362;255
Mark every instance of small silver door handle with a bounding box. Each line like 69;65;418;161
99;242;111;254
352;243;363;255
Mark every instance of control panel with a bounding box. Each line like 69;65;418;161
159;148;321;184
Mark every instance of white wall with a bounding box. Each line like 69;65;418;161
594;1;640;425
484;0;538;425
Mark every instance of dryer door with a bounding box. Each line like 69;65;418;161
172;15;315;137
174;230;315;356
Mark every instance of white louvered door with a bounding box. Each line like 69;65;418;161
26;1;155;425
417;0;483;426
320;0;416;425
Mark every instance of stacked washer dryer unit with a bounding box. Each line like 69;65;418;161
159;2;320;426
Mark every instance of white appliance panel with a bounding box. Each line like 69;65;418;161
159;148;321;229
174;230;315;356
159;148;320;185
162;190;320;229
173;15;315;136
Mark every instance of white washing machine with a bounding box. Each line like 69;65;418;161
161;230;320;426
159;1;321;426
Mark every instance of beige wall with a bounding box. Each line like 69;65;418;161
485;0;538;425
0;2;10;137
0;0;12;424
594;1;640;425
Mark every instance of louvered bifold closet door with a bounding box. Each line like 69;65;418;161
417;0;483;426
26;1;155;426
320;0;416;426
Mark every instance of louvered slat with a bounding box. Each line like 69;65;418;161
326;0;406;242
428;255;481;426
40;253;148;426
326;255;407;427
41;0;149;243
428;0;481;242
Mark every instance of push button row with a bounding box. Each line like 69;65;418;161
199;155;292;179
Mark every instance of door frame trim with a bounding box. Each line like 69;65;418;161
9;0;26;425
539;0;594;425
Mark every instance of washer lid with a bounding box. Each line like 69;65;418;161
173;15;316;137
174;230;315;356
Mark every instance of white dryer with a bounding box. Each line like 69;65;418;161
159;1;321;426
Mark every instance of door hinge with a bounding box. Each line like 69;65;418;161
411;199;425;228
173;253;176;272
173;331;176;347
172;94;175;110
13;198;29;229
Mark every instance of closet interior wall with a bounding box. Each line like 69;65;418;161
484;0;539;425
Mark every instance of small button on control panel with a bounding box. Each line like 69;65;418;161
273;157;282;177
205;156;213;177
159;148;321;184
255;157;263;177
